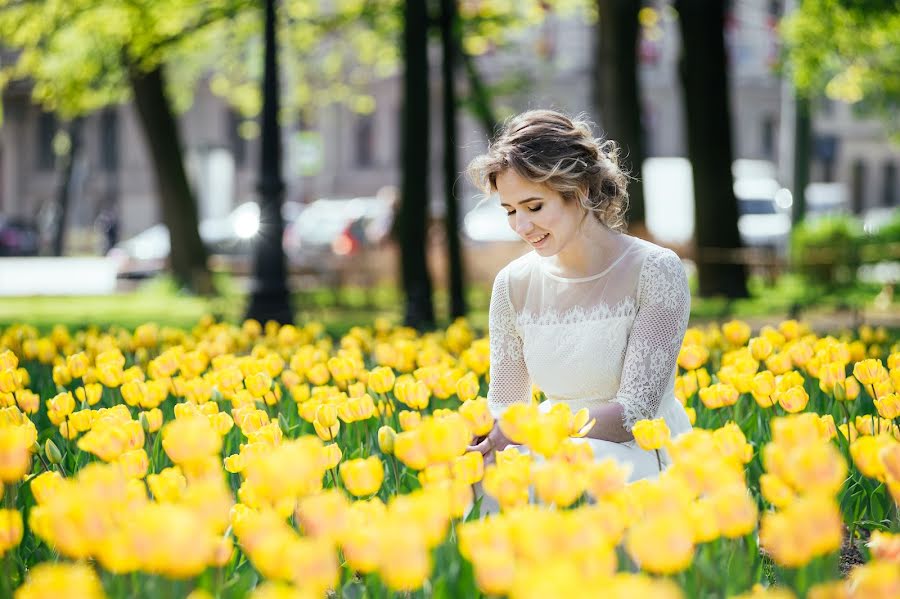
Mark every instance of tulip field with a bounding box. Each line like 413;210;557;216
0;316;898;598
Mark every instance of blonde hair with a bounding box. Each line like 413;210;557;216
467;109;630;232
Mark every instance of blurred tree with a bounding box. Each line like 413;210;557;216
782;0;900;137
593;0;646;227
441;0;467;320
399;0;436;330
0;1;257;293
51;117;84;257
675;0;748;298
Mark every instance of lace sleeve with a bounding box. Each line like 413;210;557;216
486;267;532;418
611;249;690;431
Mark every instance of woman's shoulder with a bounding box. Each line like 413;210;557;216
627;236;683;269
495;250;539;283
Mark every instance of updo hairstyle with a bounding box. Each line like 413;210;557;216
467;109;630;232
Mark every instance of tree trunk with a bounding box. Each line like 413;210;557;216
245;0;294;325
400;0;436;330
441;0;467;319
52;117;83;256
792;94;811;224
460;46;498;137
675;0;748;298
128;65;213;295
593;0;646;225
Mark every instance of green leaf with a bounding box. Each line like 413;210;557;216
341;579;365;599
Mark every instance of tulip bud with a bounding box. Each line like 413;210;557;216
44;439;63;465
139;411;151;433
378;426;396;455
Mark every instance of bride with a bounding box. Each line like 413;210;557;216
466;109;692;481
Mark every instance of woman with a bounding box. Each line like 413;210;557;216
466;109;692;480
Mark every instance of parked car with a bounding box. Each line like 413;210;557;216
734;177;792;252
0;215;40;256
283;196;394;266
108;200;297;277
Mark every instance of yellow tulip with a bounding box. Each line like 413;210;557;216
762;351;791;376
850;436;891;480
337;394;376;423
531;461;583;507
451;451;484;485
631;418;670;451
14;390;40;414
51;363;72;387
777;386;809;413
377;527;431;592
317;443;341;470
699;383;738;409
456;371;480;402
848;561;900;599
854;358;886;386
874;393;900;420
340;457;384;497
685;406;696;425
162;416;222;466
498;403;538;445
677;344;709;370
0;426;32;482
14;563;107;599
29;471;63;504
394;430;429;470
625;513;695;574
377;426;396;455
722;320;751;347
759;473;795;509
749;336;774;361
368;366;396;394
458;396;494;437
0;508;23;555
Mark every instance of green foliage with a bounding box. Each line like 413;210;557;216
790;211;900;288
791;215;864;287
781;0;900;135
0;0;253;119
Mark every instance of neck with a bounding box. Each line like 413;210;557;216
551;218;622;278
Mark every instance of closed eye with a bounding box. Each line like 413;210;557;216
505;204;541;216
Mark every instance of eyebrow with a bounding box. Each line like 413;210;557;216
499;196;543;208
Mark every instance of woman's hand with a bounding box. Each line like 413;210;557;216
467;422;512;463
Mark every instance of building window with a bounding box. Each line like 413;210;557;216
761;115;775;159
37;111;58;171
851;159;866;214
354;114;374;168
884;162;897;207
228;109;247;168
99;108;119;172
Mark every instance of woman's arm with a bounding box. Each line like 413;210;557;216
468;267;531;458
587;249;691;442
584;401;634;442
484;267;532;419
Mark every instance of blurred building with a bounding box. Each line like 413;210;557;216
0;0;897;247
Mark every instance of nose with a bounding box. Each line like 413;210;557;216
513;212;533;237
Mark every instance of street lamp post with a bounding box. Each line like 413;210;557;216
246;0;293;325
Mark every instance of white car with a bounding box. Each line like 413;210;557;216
734;177;792;252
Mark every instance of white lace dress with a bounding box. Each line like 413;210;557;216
487;236;692;480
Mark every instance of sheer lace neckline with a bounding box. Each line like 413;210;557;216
537;240;635;283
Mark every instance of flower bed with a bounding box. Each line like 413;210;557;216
0;317;898;598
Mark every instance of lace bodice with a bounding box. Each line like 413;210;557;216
487;237;690;431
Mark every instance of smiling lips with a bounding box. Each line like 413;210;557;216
527;232;549;246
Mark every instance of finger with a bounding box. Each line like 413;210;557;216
467;439;491;454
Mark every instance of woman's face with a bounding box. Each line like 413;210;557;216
496;169;585;257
